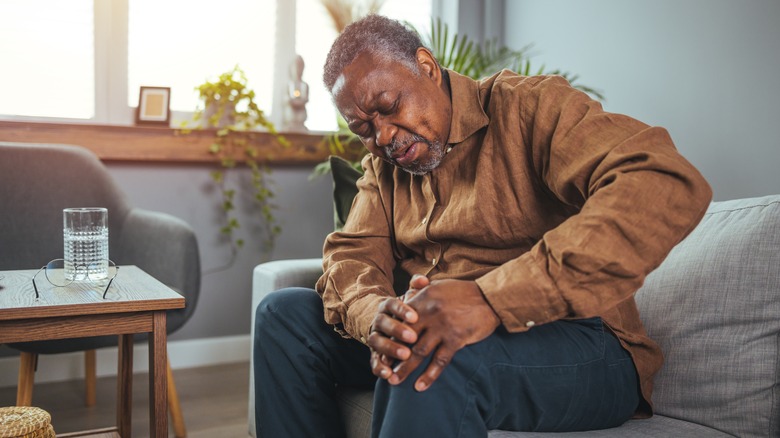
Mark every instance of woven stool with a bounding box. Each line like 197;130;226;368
0;407;55;438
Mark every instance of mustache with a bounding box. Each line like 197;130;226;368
383;133;428;158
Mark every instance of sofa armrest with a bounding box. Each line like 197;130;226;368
251;258;324;308
249;258;323;437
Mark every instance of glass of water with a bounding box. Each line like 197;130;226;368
63;207;109;281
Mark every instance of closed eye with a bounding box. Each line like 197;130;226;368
349;121;372;138
379;100;398;115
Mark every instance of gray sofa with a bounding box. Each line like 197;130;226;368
249;194;780;437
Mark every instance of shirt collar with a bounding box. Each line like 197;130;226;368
445;69;490;145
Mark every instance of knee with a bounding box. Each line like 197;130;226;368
258;287;316;312
375;342;485;396
254;288;321;335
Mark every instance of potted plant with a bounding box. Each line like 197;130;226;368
185;65;289;259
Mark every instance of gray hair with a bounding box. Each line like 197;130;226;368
323;14;426;92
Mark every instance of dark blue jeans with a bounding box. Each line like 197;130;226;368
254;288;639;438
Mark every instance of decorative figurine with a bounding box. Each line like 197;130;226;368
283;54;309;131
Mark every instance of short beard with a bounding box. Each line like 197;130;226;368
383;134;445;176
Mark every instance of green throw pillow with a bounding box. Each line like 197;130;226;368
329;155;362;231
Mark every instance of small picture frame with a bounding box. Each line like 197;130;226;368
135;86;171;125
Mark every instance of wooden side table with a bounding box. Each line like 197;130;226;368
0;266;185;438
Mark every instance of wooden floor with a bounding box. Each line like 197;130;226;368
0;361;250;438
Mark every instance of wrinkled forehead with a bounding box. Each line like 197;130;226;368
331;51;382;98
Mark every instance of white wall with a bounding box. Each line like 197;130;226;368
505;0;780;201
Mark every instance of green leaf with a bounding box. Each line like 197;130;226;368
309;160;332;180
221;158;236;168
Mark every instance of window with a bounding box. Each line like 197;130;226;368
0;0;433;130
128;0;275;115
0;0;94;119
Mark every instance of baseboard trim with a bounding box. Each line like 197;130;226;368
0;334;250;389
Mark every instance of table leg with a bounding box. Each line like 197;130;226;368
117;334;134;438
16;352;36;406
149;311;168;437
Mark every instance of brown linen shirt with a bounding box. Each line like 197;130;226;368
315;69;712;416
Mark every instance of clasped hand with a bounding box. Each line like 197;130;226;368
367;275;500;392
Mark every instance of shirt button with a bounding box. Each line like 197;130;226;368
431;258;437;266
525;321;535;328
422;217;428;225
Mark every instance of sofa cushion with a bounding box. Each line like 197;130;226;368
488;415;733;437
634;195;780;438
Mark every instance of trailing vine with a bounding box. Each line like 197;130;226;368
184;66;289;263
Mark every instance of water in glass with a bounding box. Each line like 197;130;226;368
63;208;109;281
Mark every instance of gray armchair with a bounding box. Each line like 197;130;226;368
0;141;200;437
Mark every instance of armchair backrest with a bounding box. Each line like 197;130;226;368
0;142;131;270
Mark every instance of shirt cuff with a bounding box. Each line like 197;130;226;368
475;250;567;332
342;294;386;345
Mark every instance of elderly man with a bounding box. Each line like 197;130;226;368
254;14;711;437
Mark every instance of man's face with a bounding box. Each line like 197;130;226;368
331;50;452;175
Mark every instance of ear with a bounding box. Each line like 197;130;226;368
416;47;442;85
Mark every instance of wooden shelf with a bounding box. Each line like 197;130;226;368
0;120;363;165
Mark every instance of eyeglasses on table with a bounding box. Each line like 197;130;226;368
32;259;119;299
